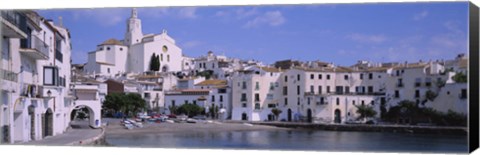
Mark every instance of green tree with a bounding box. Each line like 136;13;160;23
168;105;178;115
102;93;146;117
425;90;437;101
355;104;377;121
149;53;160;71
177;103;204;117
271;108;282;121
452;72;467;83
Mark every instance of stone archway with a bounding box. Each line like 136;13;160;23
42;108;53;138
69;100;101;128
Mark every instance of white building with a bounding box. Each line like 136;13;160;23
1;10;75;143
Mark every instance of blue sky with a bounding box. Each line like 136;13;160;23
37;2;469;66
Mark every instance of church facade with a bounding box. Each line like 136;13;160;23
84;9;184;77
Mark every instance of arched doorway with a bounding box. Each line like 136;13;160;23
42;108;53;138
162;65;169;72
28;105;35;140
241;112;248;121
334;109;341;124
287;109;292;122
70;105;98;128
307;109;313;123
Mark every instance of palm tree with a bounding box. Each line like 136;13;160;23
271;108;282;121
355;104;377;122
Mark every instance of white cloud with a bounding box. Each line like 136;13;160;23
138;7;170;18
72;8;129;27
346;33;386;44
243;11;286;28
178;7;197;19
413;10;428;21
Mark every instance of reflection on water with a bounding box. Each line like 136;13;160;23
106;129;467;153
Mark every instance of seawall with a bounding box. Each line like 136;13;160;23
67;127;107;146
246;122;468;135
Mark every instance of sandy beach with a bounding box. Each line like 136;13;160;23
104;118;289;136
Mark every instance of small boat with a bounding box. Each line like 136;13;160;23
186;118;197;123
134;122;144;128
125;124;134;130
166;120;174;123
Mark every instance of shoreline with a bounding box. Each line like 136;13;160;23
245;121;468;135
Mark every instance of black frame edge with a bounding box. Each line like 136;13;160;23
469;1;480;153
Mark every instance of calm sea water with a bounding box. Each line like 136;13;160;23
106;129;468;153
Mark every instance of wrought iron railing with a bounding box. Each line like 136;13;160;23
0;68;18;82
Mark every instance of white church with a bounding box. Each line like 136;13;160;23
84;8;188;76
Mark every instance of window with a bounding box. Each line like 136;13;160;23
171;100;176;107
161;54;163;61
268;104;276;108
255;82;260;90
167;55;170;62
318;86;322;94
344;75;348;80
360;74;363;79
310;74;314;79
219;95;223;102
184;100;188;104
353;100;356;105
241;93;247;101
368;73;373;79
242;81;247;89
368;86;373;93
336;98;339;105
297;74;300;81
269;82;274;90
310;85;314;93
211;95;215;102
193;101;197;105
284;76;288;82
212;63;215;68
242;103;247;107
297;85;300;95
255;93;260;102
327;74;330;80
255;103;260;109
361;100;365;106
336;86;343;94
120;47;123;51
297;97;300;105
283;86;288;95
318;74;322;79
345;86;350;94
43;67;58;86
107;47;110;50
107;68;110;73
415;90;420;98
327;86;330;93
395;90;400;98
144;93;150;98
307;97;311;105
284;98;288;105
371;101;375;106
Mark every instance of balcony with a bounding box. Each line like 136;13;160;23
1;11;27;38
1;68;18;82
20;35;49;60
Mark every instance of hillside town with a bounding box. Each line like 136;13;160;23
0;8;468;144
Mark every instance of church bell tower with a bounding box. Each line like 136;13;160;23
124;8;143;46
